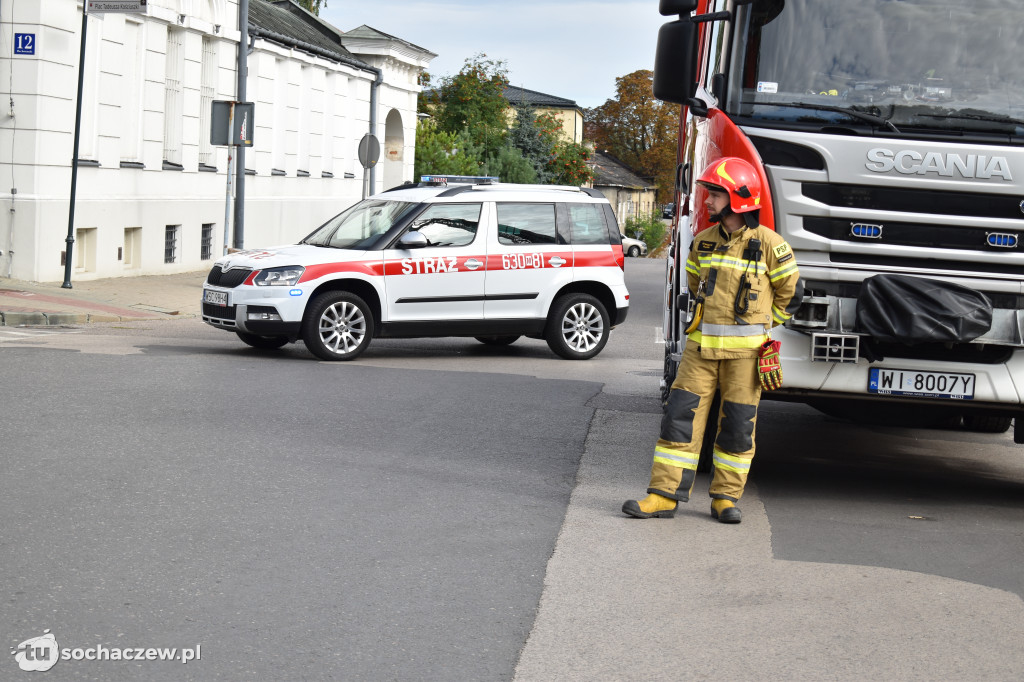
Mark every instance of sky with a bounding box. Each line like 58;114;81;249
321;0;669;109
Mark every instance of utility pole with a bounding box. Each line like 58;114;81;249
61;9;88;288
233;0;249;250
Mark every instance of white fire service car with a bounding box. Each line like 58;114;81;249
202;177;630;361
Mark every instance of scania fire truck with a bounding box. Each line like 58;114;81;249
654;0;1024;445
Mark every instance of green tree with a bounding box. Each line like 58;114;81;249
434;54;511;160
508;104;555;184
295;0;326;15
585;70;678;202
413;120;482;182
532;110;593;186
483;145;537;184
548;141;594;186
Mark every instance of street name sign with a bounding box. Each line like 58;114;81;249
86;0;148;13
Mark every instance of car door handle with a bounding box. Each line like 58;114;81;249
465;258;483;270
549;256;566;267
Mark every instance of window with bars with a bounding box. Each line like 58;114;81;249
201;223;213;260
198;38;217;168
163;29;185;166
165;225;179;264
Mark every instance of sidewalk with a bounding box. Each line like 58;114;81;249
0;271;208;325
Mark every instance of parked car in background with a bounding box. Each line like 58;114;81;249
662;203;675;219
621;234;648;258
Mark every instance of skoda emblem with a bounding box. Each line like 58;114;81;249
1019;199;1024;214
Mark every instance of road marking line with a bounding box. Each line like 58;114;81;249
0;329;82;341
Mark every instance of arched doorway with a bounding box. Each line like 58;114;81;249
383;109;404;190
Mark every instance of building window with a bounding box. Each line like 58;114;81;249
163;29;185;165
273;58;287;172
119;19;145;163
124;227;141;268
201;223;214;260
199;37;217;168
297;65;311;174
165;225;179;264
75;228;97;272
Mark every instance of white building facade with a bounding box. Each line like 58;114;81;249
0;0;434;282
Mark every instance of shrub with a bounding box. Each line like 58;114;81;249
623;212;667;254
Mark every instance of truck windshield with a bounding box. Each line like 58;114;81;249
301;199;417;250
730;0;1024;138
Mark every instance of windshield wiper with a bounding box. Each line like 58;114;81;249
754;101;900;133
914;112;1024;127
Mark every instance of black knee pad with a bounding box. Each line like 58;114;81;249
716;401;756;453
660;389;701;443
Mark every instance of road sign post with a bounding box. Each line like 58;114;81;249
358;134;380;200
211;101;254;255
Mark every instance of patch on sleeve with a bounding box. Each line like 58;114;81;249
777;253;793;263
698;240;716;252
773;242;792;259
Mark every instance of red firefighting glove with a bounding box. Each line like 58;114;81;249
758;339;783;391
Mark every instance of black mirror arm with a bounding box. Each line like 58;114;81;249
686;97;709;117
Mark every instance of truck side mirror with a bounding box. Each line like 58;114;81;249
653;19;698;105
659;0;698;15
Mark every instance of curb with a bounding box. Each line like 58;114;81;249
0;311;150;326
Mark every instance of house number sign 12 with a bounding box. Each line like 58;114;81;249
15;33;36;55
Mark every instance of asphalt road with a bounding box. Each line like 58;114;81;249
3;258;1023;681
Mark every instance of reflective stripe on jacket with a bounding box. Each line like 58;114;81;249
686;224;800;359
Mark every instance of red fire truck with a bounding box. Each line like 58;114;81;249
654;0;1024;448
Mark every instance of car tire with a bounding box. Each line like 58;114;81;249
236;331;289;349
475;335;520;346
628;245;641;258
962;414;1013;433
301;291;374;361
545;293;609;360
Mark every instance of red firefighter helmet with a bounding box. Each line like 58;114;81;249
695;157;762;214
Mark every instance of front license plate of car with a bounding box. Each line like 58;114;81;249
203;289;228;307
868;368;975;400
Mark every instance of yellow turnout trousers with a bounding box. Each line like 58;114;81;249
648;341;762;502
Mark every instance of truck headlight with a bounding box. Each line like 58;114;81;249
253;266;305;286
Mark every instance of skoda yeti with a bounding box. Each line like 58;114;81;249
201;179;630;361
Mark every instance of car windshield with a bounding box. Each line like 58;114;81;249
730;0;1024;138
301;199;418;249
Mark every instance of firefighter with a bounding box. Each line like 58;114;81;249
622;157;802;523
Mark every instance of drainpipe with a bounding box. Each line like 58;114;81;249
368;68;384;194
246;26;383;190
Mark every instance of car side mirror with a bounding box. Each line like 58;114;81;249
398;231;428;249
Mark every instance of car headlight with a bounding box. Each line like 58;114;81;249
253;266;305;286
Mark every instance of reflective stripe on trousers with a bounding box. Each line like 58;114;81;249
647;340;761;502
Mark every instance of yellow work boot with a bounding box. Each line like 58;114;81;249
622;493;677;519
711;499;742;524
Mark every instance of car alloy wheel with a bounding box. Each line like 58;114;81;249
302;291;374;361
546;293;609;360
